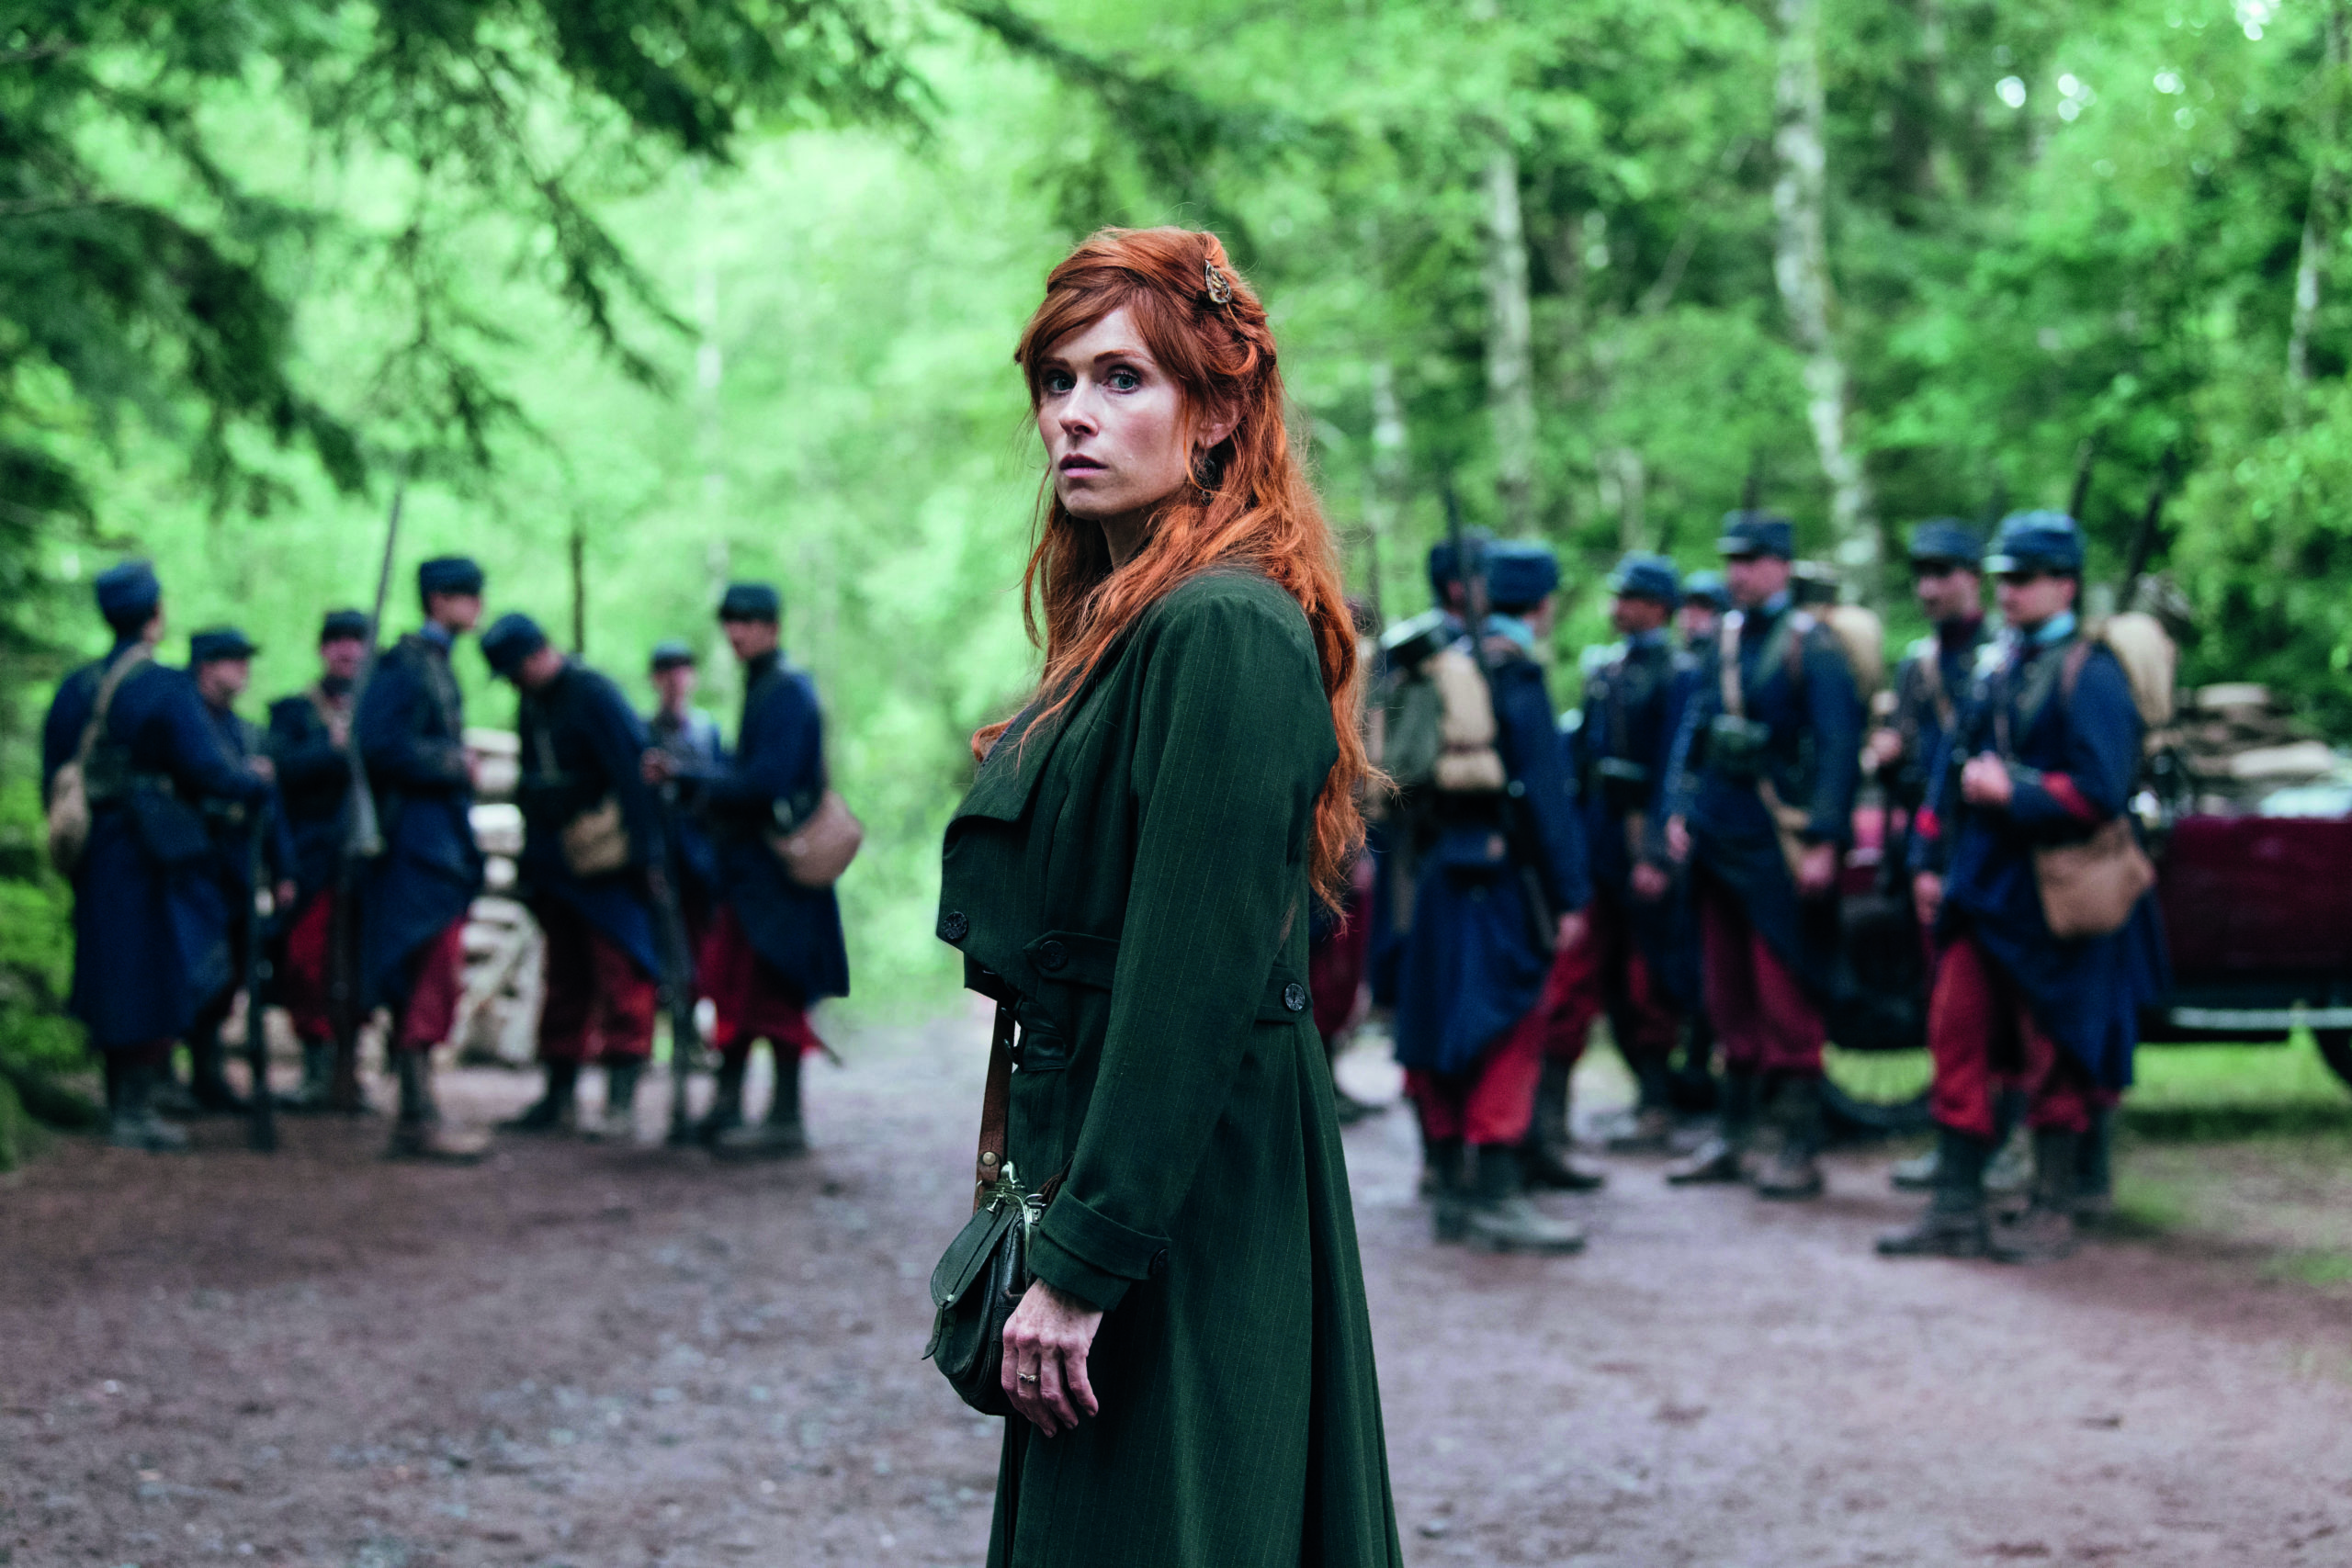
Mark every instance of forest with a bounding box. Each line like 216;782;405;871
2;0;2346;1129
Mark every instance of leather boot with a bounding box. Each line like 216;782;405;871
107;1060;190;1154
586;1059;642;1142
1426;1136;1471;1242
500;1059;579;1134
1668;1066;1756;1185
1889;1146;1939;1191
1753;1074;1826;1200
386;1052;490;1163
1989;1129;2079;1264
2074;1105;2116;1224
695;1056;746;1145
715;1046;808;1160
1878;1127;1993;1257
281;1041;336;1113
187;1029;252;1116
1521;1059;1606;1191
1460;1144;1586;1255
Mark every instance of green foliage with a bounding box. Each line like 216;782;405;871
6;0;2352;1041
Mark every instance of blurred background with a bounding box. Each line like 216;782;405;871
4;0;2349;1088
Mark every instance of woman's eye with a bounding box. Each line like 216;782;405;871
1107;367;1141;391
1043;372;1075;395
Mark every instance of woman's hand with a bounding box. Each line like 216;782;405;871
1001;1279;1104;1437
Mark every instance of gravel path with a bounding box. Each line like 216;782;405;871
4;1006;2347;1566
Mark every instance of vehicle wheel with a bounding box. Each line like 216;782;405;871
2317;1030;2352;1093
1821;1048;1933;1143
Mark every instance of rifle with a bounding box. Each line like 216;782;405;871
2121;449;2176;595
327;469;405;1111
649;847;708;1148
1442;486;1558;952
244;805;281;1153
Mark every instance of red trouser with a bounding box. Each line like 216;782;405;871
393;917;469;1054
535;900;658;1064
1536;890;1681;1068
698;905;824;1059
1406;997;1546;1147
279;891;335;1043
1927;935;2098;1138
1698;878;1825;1077
1308;856;1377;1044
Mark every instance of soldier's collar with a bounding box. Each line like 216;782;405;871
1626;626;1668;650
2018;609;2077;649
1479;613;1537;654
418;621;455;651
1937;614;1985;650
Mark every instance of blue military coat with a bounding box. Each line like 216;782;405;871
356;627;483;1009
1392;622;1590;1077
41;641;266;1050
514;662;662;978
1570;629;1701;1006
1664;592;1864;998
1884;617;1991;808
701;650;849;1001
198;695;298;902
1915;618;2168;1089
266;682;355;902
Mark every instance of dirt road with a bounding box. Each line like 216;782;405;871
5;1008;2349;1566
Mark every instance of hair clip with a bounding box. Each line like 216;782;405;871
1204;260;1233;305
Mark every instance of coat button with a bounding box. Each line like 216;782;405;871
1283;982;1309;1013
939;911;969;942
1036;939;1069;973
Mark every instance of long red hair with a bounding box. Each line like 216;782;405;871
976;226;1367;908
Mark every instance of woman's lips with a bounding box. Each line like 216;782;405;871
1058;455;1104;473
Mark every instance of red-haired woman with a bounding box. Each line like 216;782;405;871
936;229;1402;1566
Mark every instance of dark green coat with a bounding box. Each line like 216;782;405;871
937;570;1403;1568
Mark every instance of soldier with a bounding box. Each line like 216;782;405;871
40;562;269;1151
482;614;666;1141
1679;571;1728;652
644;638;727;957
1662;512;1864;1200
1881;513;2167;1262
651;582;849;1159
1392;540;1592;1254
1536;555;1701;1162
266;609;369;1111
182;626;299;1113
1865;522;1991;824
356;556;491;1162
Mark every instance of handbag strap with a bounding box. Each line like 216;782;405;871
73;644;151;773
1716;611;1745;718
973;1000;1014;1212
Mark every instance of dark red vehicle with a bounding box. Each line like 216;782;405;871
1826;795;2352;1122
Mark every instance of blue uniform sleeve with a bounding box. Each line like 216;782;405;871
357;658;469;794
1491;657;1589;914
1663;663;1715;825
2007;649;2139;829
1908;724;1959;875
704;676;821;814
268;696;348;792
40;669;95;803
1645;665;1695;863
1798;630;1864;845
163;677;268;806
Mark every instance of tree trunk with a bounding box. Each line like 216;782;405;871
1482;145;1537;536
1771;0;1880;599
2289;0;2348;419
1367;359;1409;621
1600;447;1647;552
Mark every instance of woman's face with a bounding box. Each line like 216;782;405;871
1035;306;1228;525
